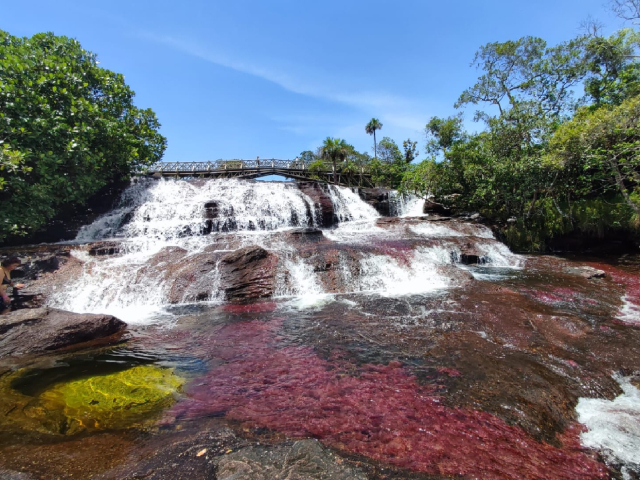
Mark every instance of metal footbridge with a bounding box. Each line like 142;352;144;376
144;159;373;187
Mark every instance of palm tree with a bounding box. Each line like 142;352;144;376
320;137;350;183
365;118;383;160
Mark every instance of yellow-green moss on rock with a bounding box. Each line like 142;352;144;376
0;365;184;435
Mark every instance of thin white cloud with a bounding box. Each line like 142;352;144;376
139;32;415;114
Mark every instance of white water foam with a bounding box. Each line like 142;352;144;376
327;185;380;222
349;249;449;295
56;178;520;323
58;179;324;323
576;375;640;476
409;222;494;239
619;295;640;325
390;192;426;217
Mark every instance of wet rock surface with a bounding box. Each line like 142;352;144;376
358;187;392;216
295;182;335;227
3;195;640;480
87;241;121;256
564;265;606;279
216;439;369;480
0;307;126;357
220;246;278;301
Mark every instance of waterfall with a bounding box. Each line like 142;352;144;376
52;178;522;324
390;192;425;217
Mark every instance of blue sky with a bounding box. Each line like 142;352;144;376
2;0;627;162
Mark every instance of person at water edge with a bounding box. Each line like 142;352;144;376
1;257;25;314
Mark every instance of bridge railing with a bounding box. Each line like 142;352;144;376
144;159;373;174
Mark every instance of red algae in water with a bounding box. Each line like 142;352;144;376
167;319;607;479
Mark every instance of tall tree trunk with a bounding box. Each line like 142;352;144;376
374;131;377;160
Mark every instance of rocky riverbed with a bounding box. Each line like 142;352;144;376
1;178;640;479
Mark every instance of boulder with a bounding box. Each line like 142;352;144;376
216;439;368;480
423;199;451;216
0;307;126;357
295;182;335;228
219;246;278;302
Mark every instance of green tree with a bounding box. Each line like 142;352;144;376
548;95;640;217
583;29;640;107
425;115;465;157
320;137;350;183
371;137;409;187
298;150;317;163
365;118;383;159
0;30;166;241
402;139;419;164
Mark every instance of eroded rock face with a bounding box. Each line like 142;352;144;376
358;187;392;217
216;439;368;480
295;182;335;228
0;307;126;357
87;241;121;257
220;246;278;302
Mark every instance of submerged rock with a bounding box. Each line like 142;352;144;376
564;266;606;279
38;365;183;433
216;439;368;480
0;307;126;357
0;365;183;436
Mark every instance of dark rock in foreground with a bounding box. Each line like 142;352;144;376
220;246;278;302
216;439;368;480
0;307;126;357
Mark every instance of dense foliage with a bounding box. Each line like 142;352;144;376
305;8;640;251
0;30;166;241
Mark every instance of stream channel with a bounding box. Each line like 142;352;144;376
1;178;640;479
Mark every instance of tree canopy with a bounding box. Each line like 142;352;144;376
0;30;166;241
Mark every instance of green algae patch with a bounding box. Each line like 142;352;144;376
38;365;184;433
0;365;184;436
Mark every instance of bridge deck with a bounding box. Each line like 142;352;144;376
143;160;374;187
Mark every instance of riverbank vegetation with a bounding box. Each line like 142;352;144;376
303;4;640;251
0;30;166;242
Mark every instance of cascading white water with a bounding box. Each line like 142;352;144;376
349;249;450;295
389;192;426;217
52;178;522;324
576;375;640;477
326;185;380;222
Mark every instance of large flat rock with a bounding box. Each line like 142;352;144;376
0;307;126;357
